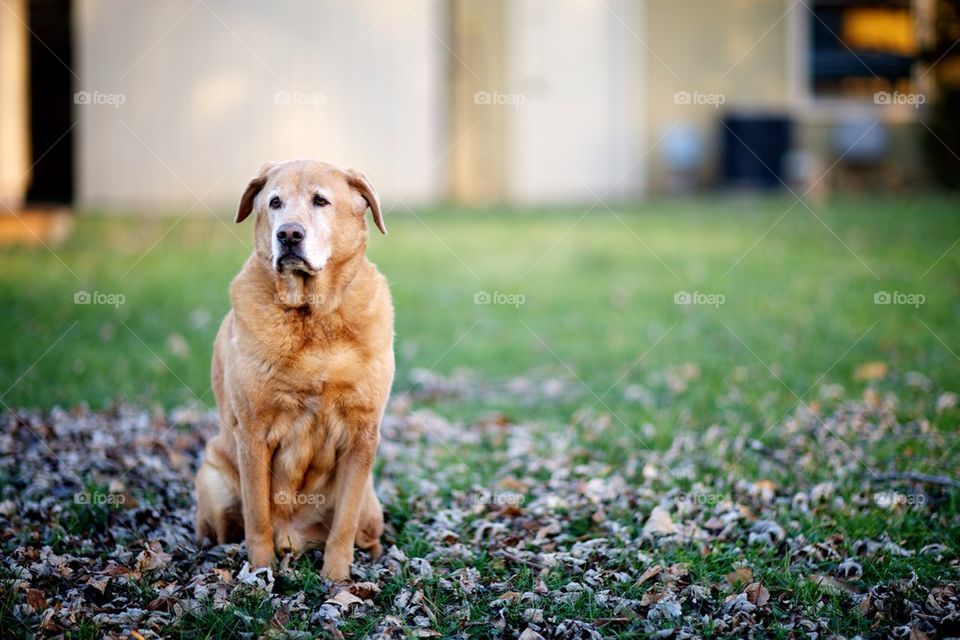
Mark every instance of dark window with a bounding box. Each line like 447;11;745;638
810;0;917;97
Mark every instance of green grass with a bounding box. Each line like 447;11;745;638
165;588;275;639
1;196;959;637
2;196;958;420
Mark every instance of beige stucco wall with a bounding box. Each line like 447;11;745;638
448;0;647;205
644;0;791;189
449;0;509;204
70;0;934;208
74;0;446;211
504;0;646;204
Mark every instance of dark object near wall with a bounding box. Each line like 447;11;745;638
922;0;960;189
923;92;960;189
720;114;793;190
26;0;74;205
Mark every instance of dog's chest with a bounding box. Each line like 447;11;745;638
270;402;346;495
264;315;364;380
252;332;365;464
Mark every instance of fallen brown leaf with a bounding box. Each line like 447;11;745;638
326;589;364;610
726;566;753;586
744;581;770;606
25;588;47;612
350;581;381;599
854;361;888;381
637;565;663;586
498;477;528;492
642;506;676;536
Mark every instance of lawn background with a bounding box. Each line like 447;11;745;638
2;196;959;637
3;197;958;419
2;197;959;476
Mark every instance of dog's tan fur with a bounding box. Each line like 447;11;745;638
194;159;392;581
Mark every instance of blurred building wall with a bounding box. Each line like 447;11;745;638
74;0;447;210
644;0;930;191
67;0;938;210
506;0;646;204
644;0;791;189
449;0;646;205
449;0;509;204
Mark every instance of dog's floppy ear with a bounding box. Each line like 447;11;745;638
346;169;386;235
236;161;278;223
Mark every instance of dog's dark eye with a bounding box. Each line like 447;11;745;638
269;196;282;209
313;194;329;207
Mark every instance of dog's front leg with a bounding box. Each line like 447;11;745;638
321;429;378;581
236;434;275;568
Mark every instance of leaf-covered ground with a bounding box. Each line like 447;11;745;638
1;373;958;639
2;203;959;637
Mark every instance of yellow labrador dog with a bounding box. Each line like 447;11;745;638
194;159;392;581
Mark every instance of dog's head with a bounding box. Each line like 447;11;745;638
235;159;385;277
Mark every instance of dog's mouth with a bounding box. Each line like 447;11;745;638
275;252;316;275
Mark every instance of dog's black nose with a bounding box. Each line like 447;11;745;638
276;223;305;247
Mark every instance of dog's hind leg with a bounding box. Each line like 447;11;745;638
195;442;244;544
355;475;384;560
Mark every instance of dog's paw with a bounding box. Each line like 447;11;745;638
194;521;211;545
366;541;383;561
247;545;276;569
320;556;352;582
